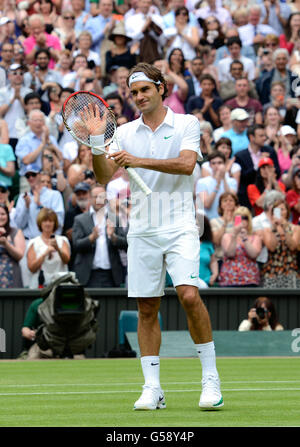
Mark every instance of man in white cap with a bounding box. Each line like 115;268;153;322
84;62;224;411
221;108;250;156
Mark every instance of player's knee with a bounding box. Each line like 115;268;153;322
138;298;160;323
178;287;199;311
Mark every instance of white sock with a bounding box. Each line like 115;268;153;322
195;341;218;378
141;356;161;388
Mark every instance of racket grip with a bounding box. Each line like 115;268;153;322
126;167;152;195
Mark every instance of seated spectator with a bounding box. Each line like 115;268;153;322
219;60;259;103
105;92;136;122
196;0;233;28
247;157;286;216
238;5;278;48
279;12;300;55
167;47;188;78
41;146;67;194
72;30;101;75
196;151;238;220
198;214;218;287
221;108;250;156
225;77;263;126
210;191;238;269
54;50;74;87
213;105;232;142
0;204;25;288
22;14;62;69
72;184;125;287
218;206;262;287
34;0;58;34
214;28;257;65
164;6;200;61
199;16;225;50
262;82;287;119
256;48;299;105
53;9;78;52
217;36;256;83
105;21;137;73
27;208;70;288
263;105;283;149
260;0;291;36
286;165;300;224
67;144;93;189
202;137;241;187
0;142;16;191
105;66;139;118
186;74;223;129
260;200;300;288
183;56;205;104
238;297;284;331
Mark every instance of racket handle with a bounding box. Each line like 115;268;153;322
126;167;152;195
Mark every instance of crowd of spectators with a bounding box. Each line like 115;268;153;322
0;0;300;290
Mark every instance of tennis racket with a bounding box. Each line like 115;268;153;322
61;91;152;195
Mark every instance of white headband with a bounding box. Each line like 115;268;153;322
128;71;161;87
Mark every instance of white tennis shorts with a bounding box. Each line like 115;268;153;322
127;227;200;297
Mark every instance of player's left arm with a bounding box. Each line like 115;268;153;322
108;149;197;175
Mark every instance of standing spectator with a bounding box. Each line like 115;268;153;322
217;37;256;83
72;184;125;287
210;191;238;269
27;207;70;288
0;64;32;151
260;198;300;288
286;165;300;224
164;6;199;61
219;206;262;287
261;0;291;36
247;157;286;216
186;74;222;129
221;108;250;156
22;14;62;69
201;137;241;187
0;204;25;288
225;77;263;126
235;124;281;208
238;297;284;331
125;0;165;63
196;151;238;220
15;109;62;193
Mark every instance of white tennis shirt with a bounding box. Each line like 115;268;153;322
110;107;202;236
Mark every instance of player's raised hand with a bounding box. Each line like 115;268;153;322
80;103;107;136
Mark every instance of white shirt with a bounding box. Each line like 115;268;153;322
125;12;166;52
106;176;130;201
238;23;278;47
0;86;32;138
252;211;271;264
196;174;238;220
217;55;256;82
90;206;111;270
108;107;202;236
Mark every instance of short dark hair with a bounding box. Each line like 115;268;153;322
207;151;226;163
35;48;51;60
24;92;42;105
215;137;232;157
227;36;242;48
230;59;244;69
105;92;124;106
247;124;265;139
199;73;216;87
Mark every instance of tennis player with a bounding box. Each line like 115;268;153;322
84;62;223;410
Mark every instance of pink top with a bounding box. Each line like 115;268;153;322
163;92;186;114
277;148;292;176
23;34;62;69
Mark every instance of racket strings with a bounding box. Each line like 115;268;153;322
62;94;116;147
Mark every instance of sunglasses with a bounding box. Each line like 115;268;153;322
0;188;7;193
25;172;37;179
11;71;23;75
63;16;75;19
241;216;249;221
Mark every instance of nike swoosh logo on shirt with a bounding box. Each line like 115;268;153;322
164;135;173;140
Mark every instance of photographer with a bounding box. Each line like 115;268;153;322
238;296;284;331
42;146;67;193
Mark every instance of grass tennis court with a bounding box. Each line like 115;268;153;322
0;357;299;427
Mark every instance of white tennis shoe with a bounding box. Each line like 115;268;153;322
199;374;224;410
133;385;166;410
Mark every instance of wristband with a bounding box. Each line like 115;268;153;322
90;134;105;155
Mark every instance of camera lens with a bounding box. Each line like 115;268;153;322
256;307;267;319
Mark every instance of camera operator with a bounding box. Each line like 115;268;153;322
238;296;284;331
42;145;67;194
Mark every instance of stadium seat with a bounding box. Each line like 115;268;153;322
118;310;163;346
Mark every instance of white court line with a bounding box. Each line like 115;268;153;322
1;388;300;397
1;380;300;388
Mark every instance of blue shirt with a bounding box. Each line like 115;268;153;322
14;187;65;239
84;15;111;51
199;241;214;285
15;132;59;176
221;128;249;156
0;144;16;186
